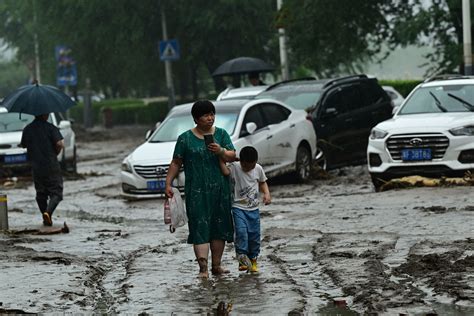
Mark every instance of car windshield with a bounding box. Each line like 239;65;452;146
399;84;474;114
149;111;239;142
0;112;35;133
256;89;321;110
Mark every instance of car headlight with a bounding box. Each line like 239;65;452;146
449;125;474;136
370;128;388;140
121;160;133;173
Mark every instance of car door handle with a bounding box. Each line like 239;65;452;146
267;135;273;140
290;123;295;128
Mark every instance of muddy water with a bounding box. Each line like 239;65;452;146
1;126;473;315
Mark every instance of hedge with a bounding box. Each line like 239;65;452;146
69;99;170;126
379;79;423;97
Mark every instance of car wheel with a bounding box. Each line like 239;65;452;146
296;145;311;182
314;146;327;171
67;146;77;174
60;150;67;172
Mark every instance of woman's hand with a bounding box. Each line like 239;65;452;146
208;143;223;154
165;184;174;198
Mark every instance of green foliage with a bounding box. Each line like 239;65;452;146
379;79;423;97
282;0;407;77
0;0;465;98
0;61;29;97
390;0;467;76
69;99;169;126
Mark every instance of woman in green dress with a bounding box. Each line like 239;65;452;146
165;100;236;278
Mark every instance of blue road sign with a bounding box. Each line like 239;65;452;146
55;45;77;87
159;39;180;61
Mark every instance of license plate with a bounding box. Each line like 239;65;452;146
4;154;28;164
147;179;166;191
401;148;432;161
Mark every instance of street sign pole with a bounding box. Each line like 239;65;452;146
463;0;472;75
0;193;8;231
161;7;176;110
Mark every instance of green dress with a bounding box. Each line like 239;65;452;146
173;127;235;244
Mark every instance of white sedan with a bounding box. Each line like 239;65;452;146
368;78;474;191
0;107;77;174
121;99;317;199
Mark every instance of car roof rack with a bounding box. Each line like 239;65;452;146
265;77;316;91
322;74;369;89
423;74;474;82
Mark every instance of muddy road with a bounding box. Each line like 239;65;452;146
1;126;473;315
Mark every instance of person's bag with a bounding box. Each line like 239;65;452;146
167;187;187;233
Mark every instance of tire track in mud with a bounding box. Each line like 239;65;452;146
393;239;474;304
313;232;432;314
263;228;342;314
76;243;172;313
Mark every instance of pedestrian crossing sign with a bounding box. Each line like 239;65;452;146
159;39;180;61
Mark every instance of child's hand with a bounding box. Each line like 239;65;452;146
263;193;271;205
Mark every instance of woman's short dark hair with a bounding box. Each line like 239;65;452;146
191;100;215;121
239;146;258;163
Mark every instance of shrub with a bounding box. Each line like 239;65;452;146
69;99;170;126
379;79;423;97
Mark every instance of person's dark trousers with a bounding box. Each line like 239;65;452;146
232;207;261;259
33;170;63;215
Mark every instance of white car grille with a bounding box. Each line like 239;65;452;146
133;165;169;179
386;133;450;160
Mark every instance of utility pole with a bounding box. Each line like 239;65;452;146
33;0;41;82
161;5;176;109
463;0;472;75
277;0;290;81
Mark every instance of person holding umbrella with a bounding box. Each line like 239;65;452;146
1;81;76;226
21;113;64;226
248;72;266;86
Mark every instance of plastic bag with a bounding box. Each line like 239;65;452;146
166;187;187;233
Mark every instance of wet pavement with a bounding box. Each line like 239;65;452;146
0;125;473;315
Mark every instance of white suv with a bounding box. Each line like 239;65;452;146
0;107;77;175
368;76;474;190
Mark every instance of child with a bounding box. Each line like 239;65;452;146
219;146;271;272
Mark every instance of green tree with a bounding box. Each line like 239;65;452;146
281;0;407;77
390;0;469;76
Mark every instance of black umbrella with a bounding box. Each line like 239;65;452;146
1;82;76;116
212;57;274;77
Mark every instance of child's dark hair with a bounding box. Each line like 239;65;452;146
239;146;258;162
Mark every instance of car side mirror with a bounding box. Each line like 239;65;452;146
392;106;399;115
58;120;71;129
246;122;257;135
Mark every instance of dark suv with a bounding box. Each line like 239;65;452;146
255;74;393;170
